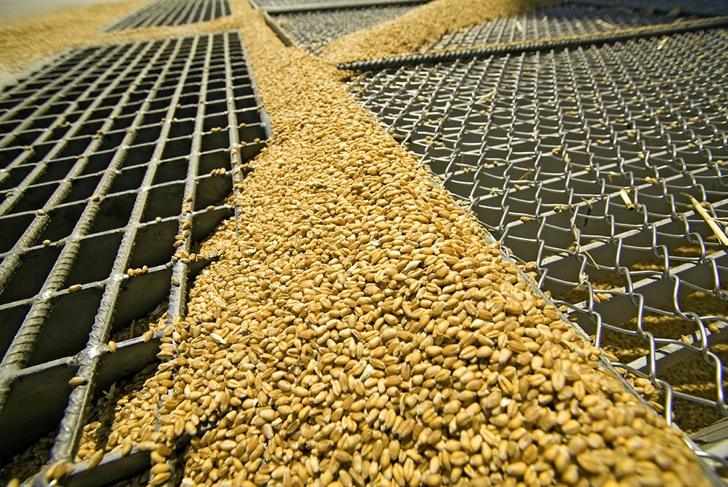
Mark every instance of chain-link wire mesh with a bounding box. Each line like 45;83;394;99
273;5;417;55
566;0;728;18
252;0;427;14
103;0;232;31
428;5;684;51
349;29;728;459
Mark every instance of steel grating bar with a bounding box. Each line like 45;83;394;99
0;49;110;129
207;0;228;22
163;30;214;363
205;0;217;22
198;0;214;23
137;1;185;29
174;0;199;26
163;0;197;27
222;0;233;18
348;26;728;454
0;48;131;191
0;30;269;478
166;1;194;26
0;46;144;215
0;44;156;302
222;31;272;227
272;5;418;55
50;33;206;465
131;3;175;29
140;2;181;28
102;0;232;31
49;33;271;486
0;50;94;104
0;35;181;462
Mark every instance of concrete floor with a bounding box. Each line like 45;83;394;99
0;0;134;24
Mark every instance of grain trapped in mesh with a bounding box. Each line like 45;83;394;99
0;0;724;484
348;11;728;471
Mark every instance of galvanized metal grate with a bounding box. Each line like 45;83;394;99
0;30;268;482
349;29;728;460
428;5;683;52
273;5;418;55
566;0;728;18
251;0;428;15
103;0;232;31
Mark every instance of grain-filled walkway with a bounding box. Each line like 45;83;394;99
1;0;717;485
73;1;714;486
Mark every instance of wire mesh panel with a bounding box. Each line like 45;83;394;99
103;0;232;31
566;0;728;17
349;29;728;457
428;5;682;51
0;30;268;483
253;0;428;15
273;5;417;55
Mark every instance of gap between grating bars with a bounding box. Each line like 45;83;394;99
103;0;233;31
348;28;728;459
0;30;269;484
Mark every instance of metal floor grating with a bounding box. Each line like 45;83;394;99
0;30;268;481
251;0;428;15
566;0;728;18
428;5;685;52
103;0;232;31
349;28;728;460
273;5;417;55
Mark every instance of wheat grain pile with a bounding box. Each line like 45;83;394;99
0;0;716;485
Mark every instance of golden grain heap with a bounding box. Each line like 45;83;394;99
0;0;147;77
1;0;717;485
321;0;559;64
67;2;715;487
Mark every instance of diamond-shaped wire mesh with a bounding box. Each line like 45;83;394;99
0;30;268;483
428;5;684;51
348;29;728;455
273;5;418;55
566;0;728;18
103;0;232;31
253;0;427;14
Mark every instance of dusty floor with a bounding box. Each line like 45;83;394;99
0;0;133;25
0;0;147;78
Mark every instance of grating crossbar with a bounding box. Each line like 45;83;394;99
103;0;232;31
0;30;269;483
349;28;728;457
